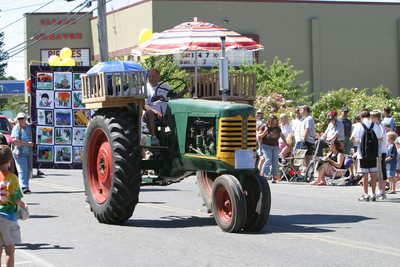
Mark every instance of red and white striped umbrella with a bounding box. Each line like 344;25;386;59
131;18;263;56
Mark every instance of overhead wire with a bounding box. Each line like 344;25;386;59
0;0;56;32
0;3;51;13
7;6;95;59
5;1;89;57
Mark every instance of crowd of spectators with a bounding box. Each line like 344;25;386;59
256;105;399;200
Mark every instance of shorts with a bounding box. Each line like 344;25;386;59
257;147;263;156
301;141;313;156
376;156;384;181
325;164;336;176
357;158;378;174
0;216;21;246
386;170;395;178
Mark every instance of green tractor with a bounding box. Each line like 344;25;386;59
81;70;271;233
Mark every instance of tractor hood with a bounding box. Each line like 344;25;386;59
167;99;255;118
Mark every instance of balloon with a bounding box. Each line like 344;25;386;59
139;28;152;43
59;58;76;66
48;55;61;66
60;47;72;59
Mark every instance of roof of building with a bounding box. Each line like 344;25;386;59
0;80;25;95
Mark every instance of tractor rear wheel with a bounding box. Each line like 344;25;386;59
212;175;246;233
83;108;141;224
196;171;218;213
243;174;271;232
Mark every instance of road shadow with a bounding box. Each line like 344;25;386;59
382;196;400;203
124;215;215;229
140;188;180;192
28;214;58;219
139;201;167;204
255;214;374;235
31;191;85;194
16;243;73;250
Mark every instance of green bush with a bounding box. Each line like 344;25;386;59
311;86;400;133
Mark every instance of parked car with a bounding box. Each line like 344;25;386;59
0;116;13;144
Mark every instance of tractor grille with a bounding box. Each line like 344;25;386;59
217;115;257;161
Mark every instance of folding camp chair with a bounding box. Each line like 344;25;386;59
325;157;353;185
278;149;307;182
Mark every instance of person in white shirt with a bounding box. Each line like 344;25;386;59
291;107;303;152
279;113;292;153
299;105;315;166
350;109;383;202
371;110;387;199
144;68;188;145
315;110;345;157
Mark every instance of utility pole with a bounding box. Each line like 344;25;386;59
97;0;108;62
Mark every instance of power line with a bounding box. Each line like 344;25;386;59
5;2;87;55
0;0;56;32
0;3;50;13
7;7;95;59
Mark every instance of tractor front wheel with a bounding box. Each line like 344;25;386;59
83;108;141;224
212;175;246;233
243;174;271;232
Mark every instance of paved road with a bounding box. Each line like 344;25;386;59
11;169;400;266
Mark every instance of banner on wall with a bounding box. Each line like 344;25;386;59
30;65;91;169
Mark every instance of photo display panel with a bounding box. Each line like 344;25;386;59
30;66;91;169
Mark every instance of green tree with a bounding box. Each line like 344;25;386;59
0;30;8;78
234;57;310;105
140;56;189;94
311;86;400;133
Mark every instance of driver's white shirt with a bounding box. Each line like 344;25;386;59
145;82;171;115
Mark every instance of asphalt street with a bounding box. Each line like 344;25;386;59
8;169;400;266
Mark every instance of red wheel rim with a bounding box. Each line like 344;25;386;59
215;186;232;223
87;128;112;203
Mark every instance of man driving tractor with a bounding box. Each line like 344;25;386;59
143;68;188;146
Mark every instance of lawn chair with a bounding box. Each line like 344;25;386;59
278;149;307;182
325;157;353;185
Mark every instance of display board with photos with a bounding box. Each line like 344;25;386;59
30;66;92;169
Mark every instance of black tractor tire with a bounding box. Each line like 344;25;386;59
212;174;247;233
196;171;218;213
83;108;141;224
305;161;315;182
243;174;271;232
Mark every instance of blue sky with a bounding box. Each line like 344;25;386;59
1;0;400;80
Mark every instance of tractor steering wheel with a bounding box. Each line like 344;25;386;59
151;78;188;102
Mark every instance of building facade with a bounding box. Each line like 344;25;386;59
25;1;400;100
24;12;93;80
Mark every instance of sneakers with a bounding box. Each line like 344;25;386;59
22;187;31;194
370;194;376;202
150;136;160;146
358;195;369;202
377;193;386;200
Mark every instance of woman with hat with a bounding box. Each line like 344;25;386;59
11;113;34;194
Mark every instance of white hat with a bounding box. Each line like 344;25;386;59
256;109;263;113
16;112;26;119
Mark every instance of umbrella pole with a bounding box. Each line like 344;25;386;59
194;51;198;98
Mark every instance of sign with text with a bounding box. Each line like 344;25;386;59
41;48;90;66
174;50;254;67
